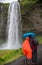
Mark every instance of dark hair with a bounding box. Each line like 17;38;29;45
29;35;33;38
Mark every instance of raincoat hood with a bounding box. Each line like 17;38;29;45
25;37;30;41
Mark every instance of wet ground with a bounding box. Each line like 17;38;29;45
5;44;42;65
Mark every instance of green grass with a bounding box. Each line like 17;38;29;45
0;49;23;65
36;35;42;44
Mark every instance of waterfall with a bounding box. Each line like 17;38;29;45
7;1;22;49
0;1;22;49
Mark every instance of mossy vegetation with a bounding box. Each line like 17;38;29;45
36;35;42;44
20;0;37;6
20;0;37;14
0;49;23;65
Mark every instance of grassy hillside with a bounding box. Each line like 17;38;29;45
0;49;23;65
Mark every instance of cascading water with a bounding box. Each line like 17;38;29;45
0;0;22;49
7;1;22;49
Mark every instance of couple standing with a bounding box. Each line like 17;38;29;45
22;32;39;65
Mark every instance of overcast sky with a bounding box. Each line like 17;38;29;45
0;0;18;3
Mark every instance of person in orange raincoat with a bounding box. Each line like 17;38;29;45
22;37;32;64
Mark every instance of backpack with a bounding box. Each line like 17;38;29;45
30;38;39;47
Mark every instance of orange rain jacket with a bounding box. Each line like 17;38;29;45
22;37;32;59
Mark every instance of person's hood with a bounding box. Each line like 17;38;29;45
26;37;30;41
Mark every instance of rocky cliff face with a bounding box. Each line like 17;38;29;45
21;4;42;34
0;3;42;39
0;3;9;39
